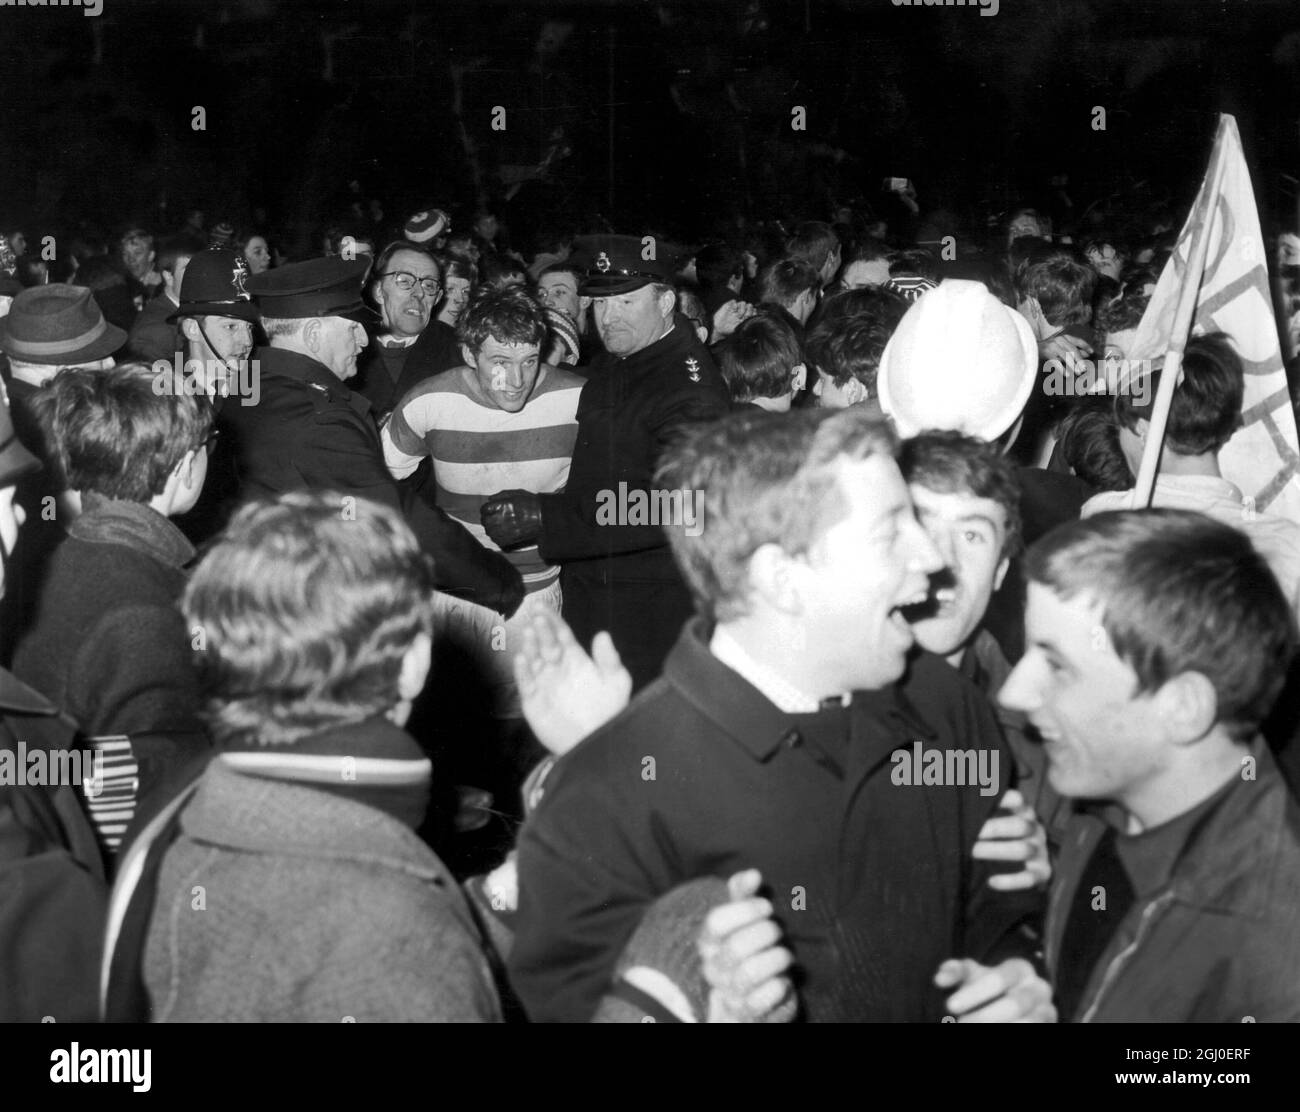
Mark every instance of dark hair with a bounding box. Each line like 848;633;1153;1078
844;237;891;267
480;255;528;289
538;260;584;287
1025;509;1295;740
1017;248;1096;328
887;247;939;283
39;363;212;502
1056;400;1134;492
696;243;744;295
805;286;908;391
456;283;548;353
157;234;205;277
757;257;819;310
1115;332;1242;456
438;252;479;286
657;407;897;623
899;430;1022;558
183;491;436;748
785;221;840;274
717;309;805;403
372;239;439;281
676;284;707;336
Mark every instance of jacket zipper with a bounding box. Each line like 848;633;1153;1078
1081;891;1176;1022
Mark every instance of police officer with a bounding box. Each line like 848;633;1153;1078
226;257;524;617
481;235;729;688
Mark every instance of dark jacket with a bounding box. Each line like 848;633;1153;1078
509;620;1039;1022
11;496;208;808
354;321;461;421
222;345;523;616
537;319;730;687
125;295;181;366
0;376;67;663
1046;738;1300;1022
0;668;106;1022
982;466;1095;664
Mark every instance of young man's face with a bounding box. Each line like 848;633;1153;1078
794;455;941;692
464;336;542;412
998;582;1168;806
537;272;581;322
440;275;472;324
907;484;1010;660
200;315;254;365
591;284;670;357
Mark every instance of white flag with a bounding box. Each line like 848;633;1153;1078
1130;114;1300;521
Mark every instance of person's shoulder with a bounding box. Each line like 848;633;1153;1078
1080;488;1130;518
535;364;587;394
548;678;700;784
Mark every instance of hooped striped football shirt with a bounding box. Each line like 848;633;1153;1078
381;364;584;591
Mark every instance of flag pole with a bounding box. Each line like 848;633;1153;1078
1131;117;1233;508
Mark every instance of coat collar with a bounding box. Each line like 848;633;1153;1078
662;617;937;772
70;496;195;570
183;718;438;877
0;665;55;715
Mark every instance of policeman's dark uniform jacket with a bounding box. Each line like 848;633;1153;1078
224;258;524;616
532;237;729;688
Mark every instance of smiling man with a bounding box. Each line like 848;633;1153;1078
382;284;583;718
223;257;527;619
481;234;730;690
900;431;1067;848
510;407;1053;1023
999;509;1300;1021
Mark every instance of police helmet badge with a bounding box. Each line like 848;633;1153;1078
231;255;251;299
595;251;612;274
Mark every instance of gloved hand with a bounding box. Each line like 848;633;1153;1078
481;489;543;550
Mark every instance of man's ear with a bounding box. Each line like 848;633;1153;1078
398;631;433;703
1134;417;1151;443
658;287;677;319
180;318;200;343
460;343;476;368
1155;671;1218;745
747;542;803;616
579;295;592;313
847;378;868;406
303;318;323;351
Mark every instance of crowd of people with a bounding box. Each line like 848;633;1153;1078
1;188;1299;1023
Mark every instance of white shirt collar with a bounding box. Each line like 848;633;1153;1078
708;626;824;714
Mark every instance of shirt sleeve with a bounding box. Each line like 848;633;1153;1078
381;390;436;480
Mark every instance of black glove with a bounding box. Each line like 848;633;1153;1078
481;489;543;550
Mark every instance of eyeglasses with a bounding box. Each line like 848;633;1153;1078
381;271;442;297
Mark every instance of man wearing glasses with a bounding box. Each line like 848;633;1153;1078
356;241;460;421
